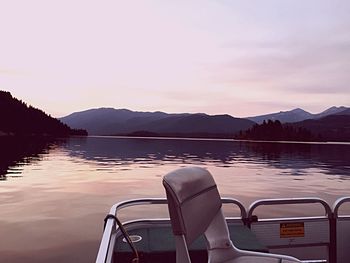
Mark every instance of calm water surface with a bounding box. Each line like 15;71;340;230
0;136;349;262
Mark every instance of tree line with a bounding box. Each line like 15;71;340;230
235;119;316;141
0;91;87;136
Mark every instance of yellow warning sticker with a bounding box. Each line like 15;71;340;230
280;222;304;238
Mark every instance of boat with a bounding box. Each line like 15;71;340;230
96;167;350;263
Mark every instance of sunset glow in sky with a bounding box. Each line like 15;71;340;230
1;0;349;117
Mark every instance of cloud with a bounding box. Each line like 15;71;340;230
213;34;350;94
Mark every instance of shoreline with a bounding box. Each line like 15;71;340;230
87;135;350;146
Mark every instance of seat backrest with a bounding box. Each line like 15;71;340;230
163;167;302;263
163;167;222;245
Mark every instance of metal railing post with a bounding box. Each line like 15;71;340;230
329;212;336;263
332;197;350;263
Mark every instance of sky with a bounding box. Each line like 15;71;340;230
0;0;349;118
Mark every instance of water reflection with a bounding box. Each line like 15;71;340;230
1;136;349;263
0;136;64;180
65;136;350;177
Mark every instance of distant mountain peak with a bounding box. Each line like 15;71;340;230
314;106;348;119
248;106;349;124
291;108;309;113
247;108;313;124
320;106;346;113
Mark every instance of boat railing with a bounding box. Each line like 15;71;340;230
333;196;350;218
111;197;247;218
248;197;332;219
96;197;246;263
247;197;332;262
96;197;350;263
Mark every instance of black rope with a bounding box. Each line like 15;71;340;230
104;214;139;263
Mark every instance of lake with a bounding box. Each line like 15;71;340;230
0;136;349;262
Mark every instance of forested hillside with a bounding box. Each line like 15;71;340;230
0;91;87;136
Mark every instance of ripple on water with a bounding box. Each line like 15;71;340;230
0;137;350;262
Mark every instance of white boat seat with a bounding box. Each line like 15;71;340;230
163;167;301;263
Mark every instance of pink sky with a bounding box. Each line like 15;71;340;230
1;0;349;117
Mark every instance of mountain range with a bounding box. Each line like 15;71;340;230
60;106;350;141
60;108;255;137
1;89;348;141
247;106;348;124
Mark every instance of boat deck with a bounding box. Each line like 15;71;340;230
114;222;268;263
